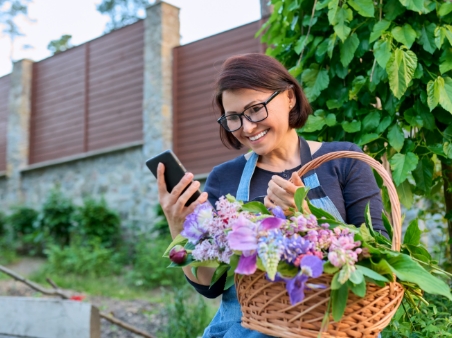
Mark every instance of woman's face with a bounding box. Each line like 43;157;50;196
222;88;295;157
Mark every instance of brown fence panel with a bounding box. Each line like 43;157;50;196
173;21;263;175
87;21;144;151
30;46;86;164
0;75;9;171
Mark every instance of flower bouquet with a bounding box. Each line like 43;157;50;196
163;152;452;338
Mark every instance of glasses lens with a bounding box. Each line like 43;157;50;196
245;103;267;122
221;115;241;132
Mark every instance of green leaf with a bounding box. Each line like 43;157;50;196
327;33;337;59
386;48;418;99
331;272;343;290
302;64;330;102
323;261;339;274
404;244;432;263
349;76;367;100
374;39;392;69
391;24;417;48
325;113;337;126
370;259;395;279
439;2;452;16
277;261;298;277
328;0;339;25
444;142;452;159
356;265;389;282
355;133;379;146
370;20;391;43
241;201;271;214
387;124;405;152
381;213;393;240
303;114;326;132
389;152;419;186
294;186;309;212
332;5;353;42
340;33;359;67
342;120;361;133
359;223;374;242
163;234;188;257
348;0;374;17
191;266;198;280
396;180;413;208
404;108;423;128
386;253;452;300
294;35;313;55
419;23;437;54
376;116;392;134
440;48;452;75
427;77;441;110
398;0;424;12
439;77;452;113
349;268;364;285
384;0;406;20
326;99;343;109
307;200;338;220
412;157;433;194
435;26;448;49
403;218;421;246
362;110;380;132
348;279;366;297
331;283;349;321
317;0;333;10
210;263;229;287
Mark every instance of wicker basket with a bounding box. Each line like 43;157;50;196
235;151;404;338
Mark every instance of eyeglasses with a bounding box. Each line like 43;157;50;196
217;91;280;132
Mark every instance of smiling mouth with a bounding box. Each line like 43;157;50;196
249;130;268;141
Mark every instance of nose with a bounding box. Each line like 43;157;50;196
241;116;257;134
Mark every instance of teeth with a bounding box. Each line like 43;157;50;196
249;130;268;141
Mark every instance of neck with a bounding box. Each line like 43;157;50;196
257;130;300;171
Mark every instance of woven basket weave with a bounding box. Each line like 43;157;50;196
235;151;404;338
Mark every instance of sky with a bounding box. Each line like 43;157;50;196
0;0;261;77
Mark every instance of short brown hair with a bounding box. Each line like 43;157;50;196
214;53;312;150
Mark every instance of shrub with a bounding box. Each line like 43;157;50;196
127;234;186;289
152;204;170;237
7;206;41;255
159;286;213;338
0;211;6;236
39;189;75;247
73;197;121;247
43;238;122;277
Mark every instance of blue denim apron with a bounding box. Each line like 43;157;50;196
202;150;345;338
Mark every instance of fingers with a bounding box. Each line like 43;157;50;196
291;172;304;187
156;163;168;199
264;195;276;209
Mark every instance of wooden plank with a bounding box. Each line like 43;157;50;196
0;297;100;338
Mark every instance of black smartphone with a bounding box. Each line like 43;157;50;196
146;150;202;207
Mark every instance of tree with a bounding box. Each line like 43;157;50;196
96;0;153;33
47;34;73;55
260;0;452;259
0;0;31;62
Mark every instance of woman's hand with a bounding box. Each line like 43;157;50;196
157;163;208;238
264;172;310;214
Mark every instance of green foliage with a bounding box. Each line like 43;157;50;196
43;238;123;277
159;286;214;338
38;189;75;247
7;206;38;236
261;0;452;209
0;211;6;236
382;293;452;337
0;0;31;44
73;197;121;247
47;34;73;55
96;0;150;32
152;204;170;236
126;234;186;289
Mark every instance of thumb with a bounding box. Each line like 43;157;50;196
291;171;304;187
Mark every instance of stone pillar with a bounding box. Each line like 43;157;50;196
6;59;33;205
260;0;274;19
142;1;180;158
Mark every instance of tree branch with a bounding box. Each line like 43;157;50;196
0;265;156;338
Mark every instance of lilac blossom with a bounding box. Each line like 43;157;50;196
215;195;242;223
181;202;213;244
328;228;362;283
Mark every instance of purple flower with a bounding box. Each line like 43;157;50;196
227;215;285;252
283;235;310;263
270;206;286;220
273;255;324;305
235;251;257;275
169;245;187;264
181;202;213;244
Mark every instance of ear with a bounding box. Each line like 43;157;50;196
287;87;296;108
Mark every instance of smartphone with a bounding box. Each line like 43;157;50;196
146;150;202;207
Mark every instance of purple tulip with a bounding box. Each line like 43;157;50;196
169;245;187;264
235;251;258;275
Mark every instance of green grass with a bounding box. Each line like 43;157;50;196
29;269;164;301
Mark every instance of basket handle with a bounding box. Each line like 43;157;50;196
296;151;401;252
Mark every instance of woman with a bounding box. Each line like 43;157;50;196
157;53;386;337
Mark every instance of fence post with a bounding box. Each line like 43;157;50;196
142;1;180;158
6;59;33;207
